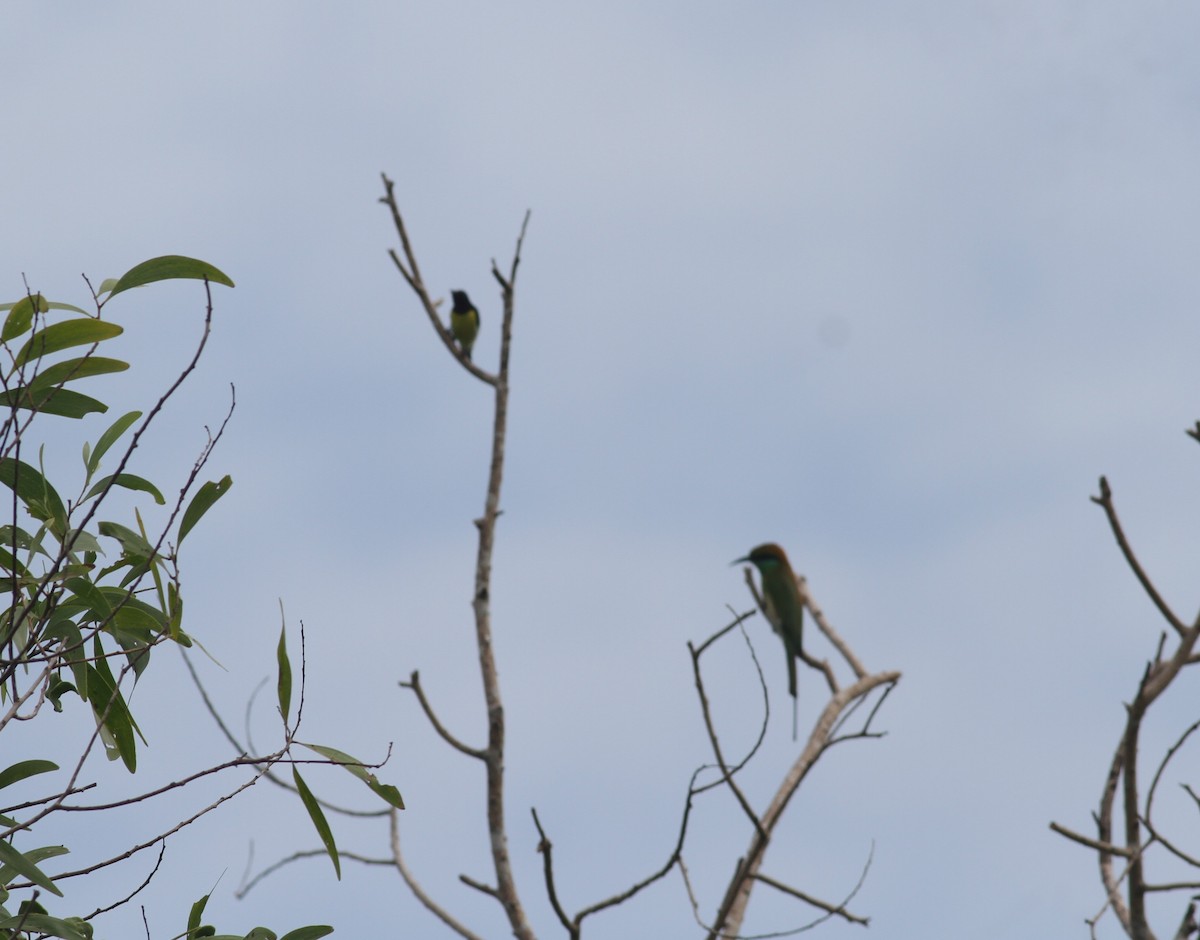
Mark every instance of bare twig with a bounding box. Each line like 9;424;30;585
1091;476;1187;636
399;671;484;759
531;808;574;938
387;808;483;940
85;842;166;920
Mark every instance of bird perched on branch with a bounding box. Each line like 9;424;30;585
449;290;480;361
734;542;805;709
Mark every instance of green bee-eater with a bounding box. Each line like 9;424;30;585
449;290;480;361
734;543;805;703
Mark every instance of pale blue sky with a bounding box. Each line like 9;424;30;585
5;3;1200;937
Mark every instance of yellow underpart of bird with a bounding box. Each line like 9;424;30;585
449;290;480;361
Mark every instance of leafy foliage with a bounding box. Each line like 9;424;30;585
0;257;372;939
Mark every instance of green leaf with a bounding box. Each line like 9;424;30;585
178;475;232;545
0;385;109;418
0;298;81;314
301;743;404;810
0;912;88;940
44;618;87;695
14;318;123;368
0;844;69;870
0;840;63;896
87;410;141;474
67;577;114;622
292;768;340;879
187;893;210;936
167;580;186;642
59;917;94;940
84;474;165;505
1;293;46;342
97;589;168;632
0;759;58;791
63;527;104;555
0;524;47;557
277;622;292;725
243;929;277;940
86;638;142;772
279;928;334;940
97;521;156;557
28;356;128;392
0;457;67;536
107;255;235;297
47;677;75;711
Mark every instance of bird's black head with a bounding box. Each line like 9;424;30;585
450;290;472;312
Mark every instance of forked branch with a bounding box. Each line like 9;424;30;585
1051;465;1200;939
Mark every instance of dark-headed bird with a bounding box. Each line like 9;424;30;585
449;290;480;361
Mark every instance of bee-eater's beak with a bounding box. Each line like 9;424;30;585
731;555;750;567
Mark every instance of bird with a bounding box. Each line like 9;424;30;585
733;543;805;719
449;290;480;361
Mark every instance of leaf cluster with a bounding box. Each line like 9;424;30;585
0;257;343;940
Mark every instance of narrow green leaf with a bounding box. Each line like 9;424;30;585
178;475;232;545
62;527;104;555
277;623;292;725
187;893;210;935
87;660;136;770
97;521;156;557
0;458;67;536
107;255;235;297
87;639;142;771
0;524;46;557
279;928;334;940
59;917;94;940
0;843;69;881
88;410;141;474
44;301;90;316
0;298;78;314
301;743;404;810
0;913;88;940
167;580;185;642
84;474;165;505
0;385;108;418
28;356;128;392
44;619;86;695
14;319;123;368
0;760;58;791
97;589;168;631
47;677;75;711
0;840;63;896
292;769;340;879
67;577;114;622
1;293;45;343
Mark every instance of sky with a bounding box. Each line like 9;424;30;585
5;2;1200;938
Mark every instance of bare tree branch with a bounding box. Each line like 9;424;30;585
399;670;484;759
381;176;534;939
387;808;484;940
